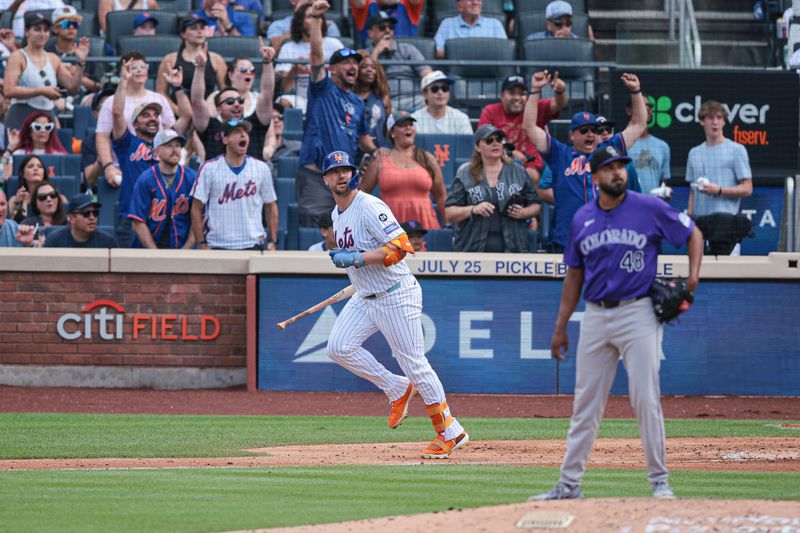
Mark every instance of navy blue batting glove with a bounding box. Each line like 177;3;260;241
329;249;365;268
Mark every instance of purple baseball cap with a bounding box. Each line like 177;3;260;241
570;111;599;131
589;145;631;173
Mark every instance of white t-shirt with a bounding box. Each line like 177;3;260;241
96;90;176;134
331;191;411;295
275;37;343;99
191;156;277;249
411;106;473;135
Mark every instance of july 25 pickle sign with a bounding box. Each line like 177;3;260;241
409;258;676;277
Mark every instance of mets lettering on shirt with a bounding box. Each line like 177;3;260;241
129;143;153;162
219;180;257;205
579;228;648;255
336;226;354;249
148;195;191;222
564;155;590;176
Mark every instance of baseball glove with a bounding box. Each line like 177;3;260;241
649;277;694;324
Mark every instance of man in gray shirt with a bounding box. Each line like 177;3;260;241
365;10;431;110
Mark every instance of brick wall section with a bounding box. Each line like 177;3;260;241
0;272;247;367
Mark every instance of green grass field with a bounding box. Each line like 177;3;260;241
1;413;798;533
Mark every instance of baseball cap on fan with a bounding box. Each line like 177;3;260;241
367;10;398;28
130;102;163;124
222;119;252;136
589;145;631;173
386;111;416;130
329;48;362;66
401;220;427;236
420;70;454;91
133;12;159;29
570;111;599;131
25;11;51;29
153;129;187;150
545;0;573;20
501;75;526;92
52;6;81;25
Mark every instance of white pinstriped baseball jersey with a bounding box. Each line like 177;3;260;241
331;191;412;295
191;156;276;249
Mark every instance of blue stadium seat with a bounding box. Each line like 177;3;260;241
298;227;322;251
207;36;261;59
426;228;454;251
57;128;73;154
105;10;180;51
528;229;541;252
276;176;296;205
117;35;183;60
286;202;299;250
50;175;81;199
415;134;456;188
72;106;96;141
277;156;299;179
539;201;553;250
96;176;121;227
282;108;304;141
12;154;82;180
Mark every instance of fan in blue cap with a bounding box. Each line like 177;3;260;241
322;151;361;190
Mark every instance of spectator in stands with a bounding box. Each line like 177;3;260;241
296;0;378;227
111;58;192;247
401;219;427;251
6;155;48;222
1;110;68;178
231;0;263;17
131;11;158;36
354;50;391;160
21;180;67;244
265;104;301;171
624;96;671;195
0;29;15;82
45;193;118;248
526;0;577;40
0;189;38;247
351;0;423;47
411;71;472;135
686;99;752;254
434;0;507;59
3;12;89;129
445;124;539;252
0;85;8;153
192;38;275;161
365;11;431;111
596;115;641;193
45;7;101;93
206;57;258;118
268;0;341;53
478;73;567;186
307;210;335;251
191;119;279;250
96;51;176;193
157;15;227;115
129;129;197;249
361;112;446;228
99;0;160;35
193;0;256;36
275;3;344;100
6;0;67;40
523;70;646;252
81;86;115;189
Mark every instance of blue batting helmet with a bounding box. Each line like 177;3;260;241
322;151;360;190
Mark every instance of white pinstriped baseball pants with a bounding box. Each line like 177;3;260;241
559;297;669;487
327;276;464;439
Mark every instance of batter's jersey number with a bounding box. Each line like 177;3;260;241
619;250;645;273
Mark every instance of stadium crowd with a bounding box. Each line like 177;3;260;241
0;0;753;253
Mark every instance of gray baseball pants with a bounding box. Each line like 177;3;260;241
559;297;669;487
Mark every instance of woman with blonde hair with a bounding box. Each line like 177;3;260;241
445;125;540;253
361;112;446;229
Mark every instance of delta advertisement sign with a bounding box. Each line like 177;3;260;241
609;69;799;172
56;299;221;341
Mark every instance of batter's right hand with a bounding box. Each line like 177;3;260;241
550;329;568;361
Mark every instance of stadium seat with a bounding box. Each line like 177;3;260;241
516;11;589;44
396;36;436;61
56;128;74;154
547;119;571;145
338;36;354;49
85;36;107;80
0;10;11;29
82;0;100;14
298;227;322;251
77;11;99;37
523;38;595;109
276;177;296;205
117;35;183;59
425;228;453;251
282;108;304;141
96;175;121;227
445;37;516;79
72;106;96;141
277;156;299;179
286;202;299;250
433;12;504;32
416;134;457;188
158;0;193;16
515;0;586;14
12;154;82;181
50;175;81;199
528;229;541;252
452;78;503;120
539;201;553;250
206;36;261;59
105;10;180;51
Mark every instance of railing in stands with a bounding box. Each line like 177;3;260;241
668;0;702;68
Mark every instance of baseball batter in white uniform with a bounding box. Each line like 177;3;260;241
190;119;279;250
321;150;469;459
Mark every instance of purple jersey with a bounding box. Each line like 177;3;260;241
564;191;695;303
127;164;197;249
542;133;627;246
112;130;156;217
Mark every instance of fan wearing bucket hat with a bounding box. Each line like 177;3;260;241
411;71;471;135
44;194;118;248
297;0;380;228
110;57;193;248
46;7;98;93
523;69;647;252
128;130;197;249
190;119;278;250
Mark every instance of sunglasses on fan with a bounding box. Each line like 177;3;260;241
36;191;58;201
427;84;450;94
31;122;55;132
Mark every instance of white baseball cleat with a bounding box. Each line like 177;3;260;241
529;483;583;501
652;481;676;499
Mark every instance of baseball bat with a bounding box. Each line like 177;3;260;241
276;285;355;330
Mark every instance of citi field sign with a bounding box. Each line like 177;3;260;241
56;300;221;341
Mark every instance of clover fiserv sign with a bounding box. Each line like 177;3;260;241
609;69;799;174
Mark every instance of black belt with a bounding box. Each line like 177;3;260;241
595;296;645;309
364;282;401;300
